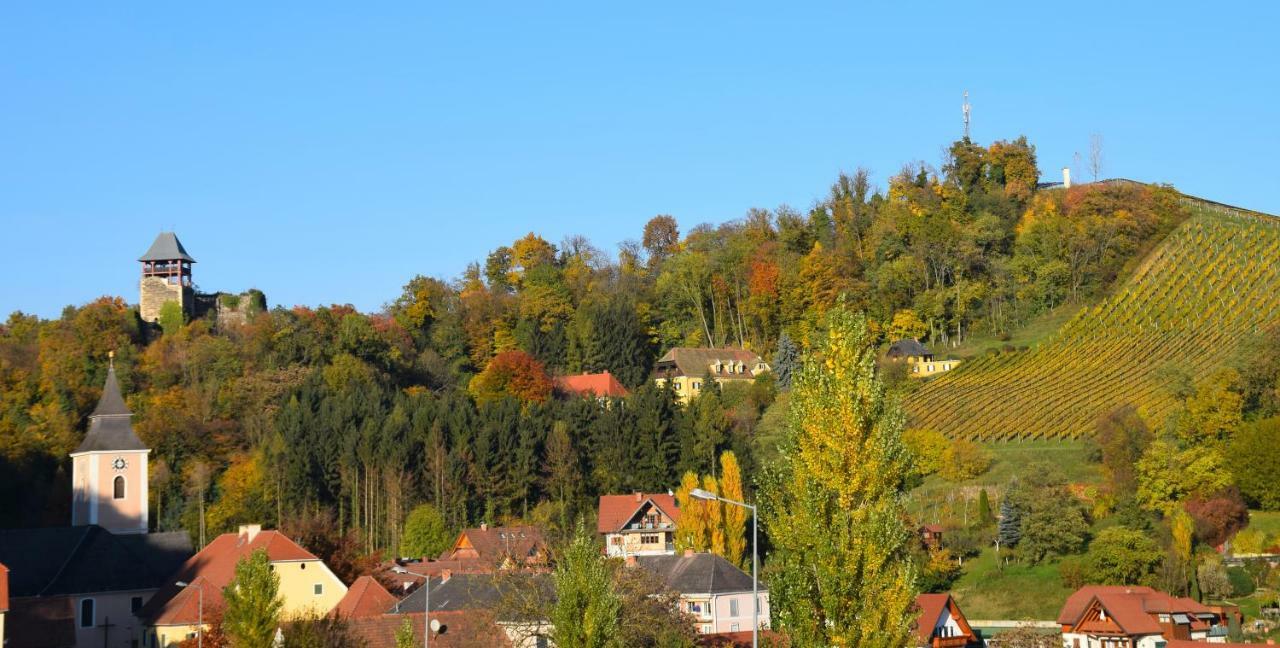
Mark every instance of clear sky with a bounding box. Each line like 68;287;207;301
2;2;1277;318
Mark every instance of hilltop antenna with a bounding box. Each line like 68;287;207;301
962;91;971;141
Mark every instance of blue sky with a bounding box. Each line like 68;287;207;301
2;2;1277;318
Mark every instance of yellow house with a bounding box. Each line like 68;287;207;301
652;347;770;403
885;339;962;378
140;524;347;647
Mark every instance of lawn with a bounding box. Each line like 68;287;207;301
1247;510;1280;539
943;302;1084;360
906;439;1102;522
950;545;1074;620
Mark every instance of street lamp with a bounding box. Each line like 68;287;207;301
174;580;202;648
689;488;759;648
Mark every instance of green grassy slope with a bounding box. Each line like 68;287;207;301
905;204;1280;440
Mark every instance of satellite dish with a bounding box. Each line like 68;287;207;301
429;619;442;633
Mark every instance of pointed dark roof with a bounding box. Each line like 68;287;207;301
138;232;196;263
635;552;763;595
74;365;147;453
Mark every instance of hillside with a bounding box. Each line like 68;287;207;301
905;201;1280;440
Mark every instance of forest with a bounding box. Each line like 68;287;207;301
0;133;1205;567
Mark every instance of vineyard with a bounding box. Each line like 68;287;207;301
905;203;1280;441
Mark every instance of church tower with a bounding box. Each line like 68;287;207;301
70;355;150;534
139;231;196;323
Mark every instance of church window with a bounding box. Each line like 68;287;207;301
80;598;95;628
114;475;126;499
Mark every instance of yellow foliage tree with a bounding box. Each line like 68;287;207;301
719;451;748;569
674;471;708;552
704;474;725;558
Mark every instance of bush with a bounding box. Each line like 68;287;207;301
1082;527;1161;585
940;439;992;482
1226;566;1256;597
903;429;949;477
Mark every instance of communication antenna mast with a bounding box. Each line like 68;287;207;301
962;91;971;141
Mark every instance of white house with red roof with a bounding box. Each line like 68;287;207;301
598;492;681;557
1057;585;1229;647
913;593;982;648
140;524;347;647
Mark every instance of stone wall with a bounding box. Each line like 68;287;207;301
139;277;189;323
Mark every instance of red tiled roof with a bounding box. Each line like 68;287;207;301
1058;586;1216;636
597;493;681;533
334;575;397;619
920;524;945;534
447;526;546;567
913;593;975;644
142;527;321;626
347;611;511;647
0;561;8;612
1166;642;1258;648
556;372;630;398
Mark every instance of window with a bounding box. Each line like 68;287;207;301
693;381;702;390
700;624;712;634
730;599;739;616
300;562;307;570
687;601;703;614
114;476;126;500
536;637;549;648
314;583;324;595
641;534;659;544
132;596;144;614
731;623;740;632
80;598;95;628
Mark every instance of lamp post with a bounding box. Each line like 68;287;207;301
689;488;758;648
174;580;202;648
424;574;430;648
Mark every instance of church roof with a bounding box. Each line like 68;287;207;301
0;526;192;597
74;365;147;454
138;232;196;263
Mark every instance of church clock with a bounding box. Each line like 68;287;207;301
112;457;128;471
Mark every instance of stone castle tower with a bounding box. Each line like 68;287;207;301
139;231;195;323
70;355;150;534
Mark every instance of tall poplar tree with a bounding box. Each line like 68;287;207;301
759;304;917;647
719;451;748;569
223;548;283;647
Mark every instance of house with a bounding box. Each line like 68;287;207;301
140;524;347;647
652;348;770;403
919;524;945;549
598;492;681;557
1057;585;1230;647
555;371;630;400
0;364;195;648
886;339;961;378
388;571;554;647
442;524;548;570
333;576;398;619
635;552;769;635
347;610;514;647
913;593;983;648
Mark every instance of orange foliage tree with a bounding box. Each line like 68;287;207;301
468;350;553;404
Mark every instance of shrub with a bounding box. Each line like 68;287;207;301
940;439;992;482
1226;566;1256;597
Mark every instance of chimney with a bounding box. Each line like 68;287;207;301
635;492;643;502
238;524;262;542
684;548;695;557
441;569;452;583
1063;167;1071;188
480;522;487;531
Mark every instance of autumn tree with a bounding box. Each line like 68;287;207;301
469;350;553;404
674;471;709;552
550;523;622;648
643;215;680;266
758;304;917;647
1083;527;1162;585
719;451;748;569
1229;417;1280;509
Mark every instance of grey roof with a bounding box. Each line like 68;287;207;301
886;339;930;359
138;232;196;263
391;573;553;621
635;553;763;595
75;365;147;453
0;526;192;597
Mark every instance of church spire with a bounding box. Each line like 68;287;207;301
74;357;146;453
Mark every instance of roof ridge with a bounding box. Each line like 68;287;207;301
38;526;94;597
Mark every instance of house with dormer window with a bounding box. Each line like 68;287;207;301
652;348;770;403
598;493;681;557
913;593;983;648
1057;586;1229;648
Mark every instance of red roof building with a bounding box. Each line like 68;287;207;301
1058;586;1228;645
333;575;398;619
598;492;681;557
556;371;630;399
913;593;981;648
443;524;547;570
141;524;348;642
